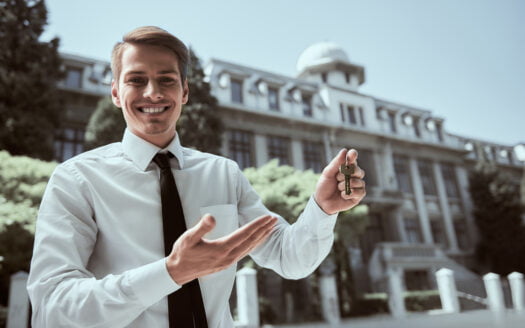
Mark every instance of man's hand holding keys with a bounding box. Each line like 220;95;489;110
314;148;366;215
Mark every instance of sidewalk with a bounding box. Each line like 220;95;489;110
263;310;525;328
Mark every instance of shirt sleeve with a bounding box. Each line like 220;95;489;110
27;164;180;328
236;167;337;279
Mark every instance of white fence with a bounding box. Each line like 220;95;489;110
6;268;524;327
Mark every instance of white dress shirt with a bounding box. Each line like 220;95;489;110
27;129;337;328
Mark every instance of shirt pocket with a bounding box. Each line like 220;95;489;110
199;204;238;240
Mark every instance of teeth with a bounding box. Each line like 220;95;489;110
141;107;167;113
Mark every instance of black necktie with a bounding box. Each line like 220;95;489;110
153;152;208;328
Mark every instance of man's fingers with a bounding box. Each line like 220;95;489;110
218;215;276;249
230;220;276;261
337;178;366;191
188;214;216;243
346;149;358;164
322;148;347;177
340;187;366;200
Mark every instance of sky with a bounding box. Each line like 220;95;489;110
41;0;525;148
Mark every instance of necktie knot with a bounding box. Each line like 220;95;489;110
153;152;172;170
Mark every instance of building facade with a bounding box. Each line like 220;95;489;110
56;43;523;308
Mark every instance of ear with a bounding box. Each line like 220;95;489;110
111;80;122;108
182;79;189;105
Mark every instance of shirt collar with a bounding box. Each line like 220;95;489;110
122;129;185;171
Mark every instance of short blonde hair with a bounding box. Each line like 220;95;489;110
111;26;189;83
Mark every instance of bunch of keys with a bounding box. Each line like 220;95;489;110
339;163;356;195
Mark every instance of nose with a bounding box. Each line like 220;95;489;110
143;80;163;100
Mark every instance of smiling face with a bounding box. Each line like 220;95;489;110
111;43;188;148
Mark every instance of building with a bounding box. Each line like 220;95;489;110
56;43;524;317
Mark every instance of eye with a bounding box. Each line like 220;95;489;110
127;77;146;85
159;77;177;85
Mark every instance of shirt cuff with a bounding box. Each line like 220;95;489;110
127;258;181;308
301;195;337;238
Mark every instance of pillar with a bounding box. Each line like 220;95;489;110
409;157;433;244
508;272;524;312
7;271;30;328
432;162;459;251
436;268;460;313
236;268;259;328
483;273;505;312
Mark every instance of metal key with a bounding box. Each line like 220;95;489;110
339;163;355;195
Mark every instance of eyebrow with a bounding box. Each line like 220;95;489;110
124;70;179;76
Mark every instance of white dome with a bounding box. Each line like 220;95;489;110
296;42;350;73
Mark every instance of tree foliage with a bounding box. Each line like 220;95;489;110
0;150;56;231
84;49;223;153
84;96;125;150
0;150;55;305
469;162;525;275
178;49;223;154
0;0;63;160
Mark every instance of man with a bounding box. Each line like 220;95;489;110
27;26;366;327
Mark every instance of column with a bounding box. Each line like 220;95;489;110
455;166;478;246
322;130;333;167
254;134;268;167
393;208;408;242
409;157;433;244
378;140;397;189
291;139;304;170
236;268;259;328
433;162;459;251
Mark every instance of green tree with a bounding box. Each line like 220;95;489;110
178;49;223;154
0;0;63;160
84;96;126;150
469;162;525;275
84;49;223;153
0;150;56;306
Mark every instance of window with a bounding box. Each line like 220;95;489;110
440;163;460;198
231;79;243;104
65;67;82;89
347;106;357;124
321;72;327;83
340;104;345;122
302;141;324;173
413;117;421;138
345;72;350;84
228;130;253;169
268;87;279;111
454;220;470;250
436;122;443;142
267;136;291;165
358;107;365;126
430;220;447;246
359;214;385;263
418;160;437;196
54;127;85;162
393;155;412;193
404;218;422;243
388;111;397;133
302;94;312;117
356;149;377;187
